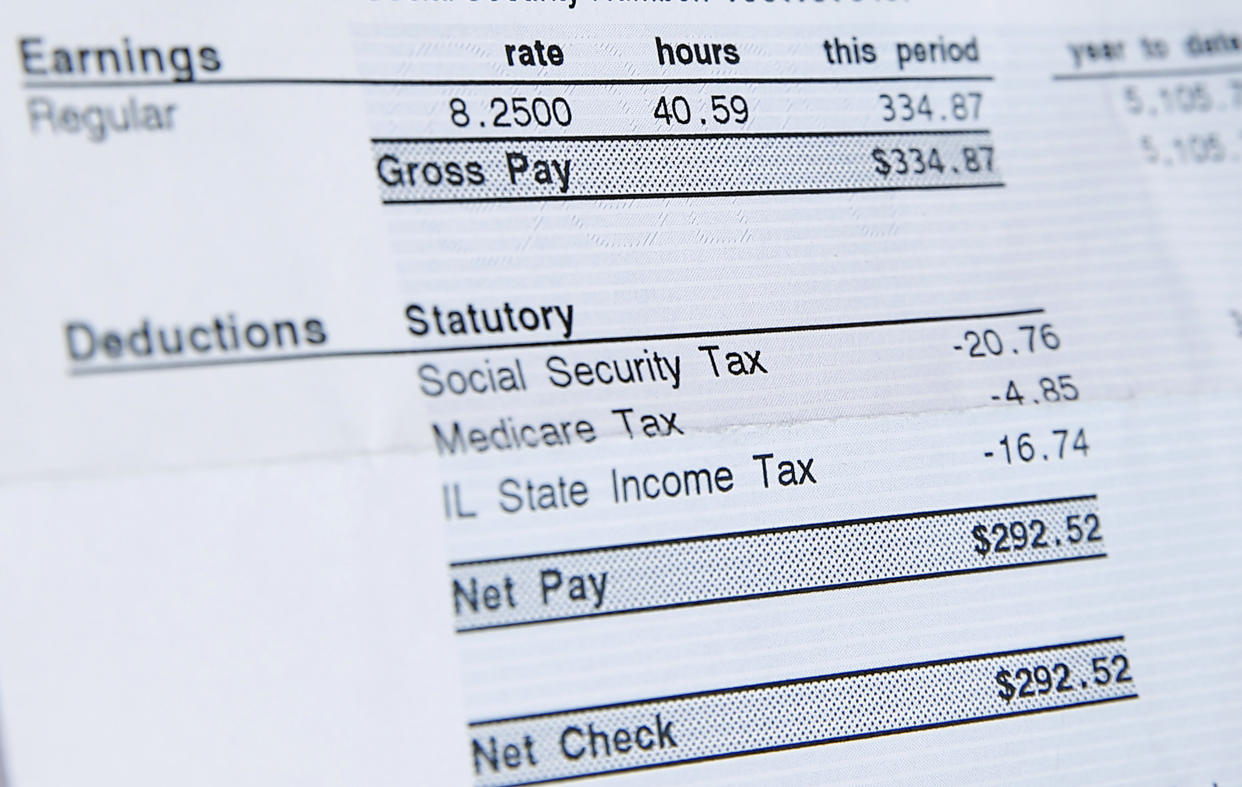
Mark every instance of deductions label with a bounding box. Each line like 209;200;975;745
468;636;1137;786
372;130;1001;204
451;495;1104;631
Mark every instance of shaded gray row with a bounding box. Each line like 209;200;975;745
373;131;1000;203
469;636;1135;786
451;497;1103;631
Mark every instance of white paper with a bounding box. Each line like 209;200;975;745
1;2;1240;784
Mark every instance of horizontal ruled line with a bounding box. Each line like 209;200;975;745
67;307;1044;377
469;634;1126;726
482;694;1139;787
381;181;1006;206
373;128;996;144
22;74;995;90
1052;62;1242;81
